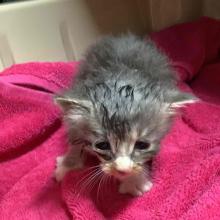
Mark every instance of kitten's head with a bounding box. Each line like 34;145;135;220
55;82;197;180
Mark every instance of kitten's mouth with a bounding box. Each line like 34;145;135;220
102;165;139;179
113;170;134;179
116;170;130;176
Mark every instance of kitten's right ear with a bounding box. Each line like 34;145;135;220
168;91;199;109
54;95;91;112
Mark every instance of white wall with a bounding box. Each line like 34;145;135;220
0;0;219;71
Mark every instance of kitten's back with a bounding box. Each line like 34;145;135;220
71;34;176;101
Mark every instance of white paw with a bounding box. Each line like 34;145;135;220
54;156;71;182
119;176;153;196
55;164;70;182
56;156;64;166
54;156;84;182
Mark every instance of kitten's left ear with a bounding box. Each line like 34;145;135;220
168;91;199;108
54;95;92;113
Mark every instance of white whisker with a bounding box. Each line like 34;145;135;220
73;168;101;197
75;169;103;199
96;173;105;204
75;167;99;188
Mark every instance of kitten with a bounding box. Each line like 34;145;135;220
54;34;196;196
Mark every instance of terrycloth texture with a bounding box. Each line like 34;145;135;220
0;62;78;220
0;17;220;220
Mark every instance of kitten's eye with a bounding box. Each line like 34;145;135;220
134;141;150;150
95;141;111;151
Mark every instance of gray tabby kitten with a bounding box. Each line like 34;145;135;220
55;34;196;196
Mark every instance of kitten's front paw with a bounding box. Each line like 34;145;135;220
54;156;84;182
119;176;153;196
54;156;70;182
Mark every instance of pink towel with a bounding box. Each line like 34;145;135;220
0;17;220;220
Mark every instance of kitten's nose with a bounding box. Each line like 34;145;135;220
114;156;133;173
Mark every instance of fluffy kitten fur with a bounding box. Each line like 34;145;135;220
55;34;196;196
